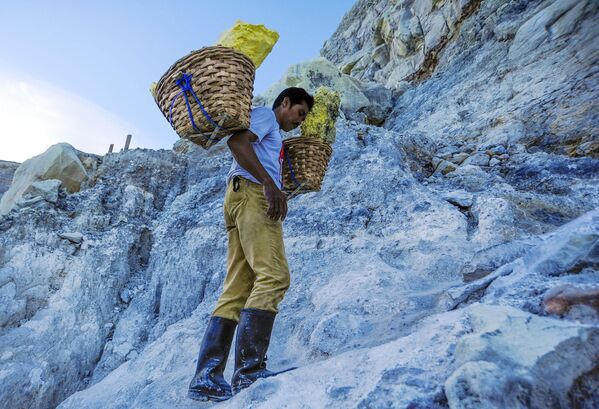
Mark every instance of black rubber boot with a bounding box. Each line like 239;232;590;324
187;316;237;402
231;308;296;394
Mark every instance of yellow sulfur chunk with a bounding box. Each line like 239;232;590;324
149;82;158;99
301;87;341;144
217;20;279;69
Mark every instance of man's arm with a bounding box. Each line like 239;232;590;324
227;131;288;221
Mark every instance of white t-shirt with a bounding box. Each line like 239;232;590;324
226;107;284;189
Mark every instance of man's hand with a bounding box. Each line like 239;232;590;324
263;179;288;221
227;131;288;221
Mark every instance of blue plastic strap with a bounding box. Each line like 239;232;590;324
168;73;223;136
284;147;302;188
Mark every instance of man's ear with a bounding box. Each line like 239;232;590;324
282;96;290;108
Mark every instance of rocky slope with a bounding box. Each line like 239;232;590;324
0;160;19;198
1;0;598;408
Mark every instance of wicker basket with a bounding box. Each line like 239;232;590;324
154;46;255;149
282;137;333;194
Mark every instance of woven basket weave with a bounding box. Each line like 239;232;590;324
282;137;333;194
154;46;255;149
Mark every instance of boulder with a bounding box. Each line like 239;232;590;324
255;57;393;124
0;143;87;215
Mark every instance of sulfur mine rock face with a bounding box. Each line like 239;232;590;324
300;87;341;144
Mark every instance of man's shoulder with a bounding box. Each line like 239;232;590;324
252;106;275;112
250;106;279;136
251;106;276;119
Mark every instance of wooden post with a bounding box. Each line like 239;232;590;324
108;144;114;153
124;134;132;151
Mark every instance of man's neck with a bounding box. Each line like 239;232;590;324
273;106;283;129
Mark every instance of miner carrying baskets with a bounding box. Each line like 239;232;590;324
152;21;338;402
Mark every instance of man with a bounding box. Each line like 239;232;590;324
188;87;314;402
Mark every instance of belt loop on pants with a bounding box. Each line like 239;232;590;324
233;176;241;192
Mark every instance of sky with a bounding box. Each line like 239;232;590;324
0;1;355;162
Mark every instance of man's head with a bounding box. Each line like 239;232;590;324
272;87;314;132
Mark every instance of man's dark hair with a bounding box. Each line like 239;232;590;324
272;87;314;111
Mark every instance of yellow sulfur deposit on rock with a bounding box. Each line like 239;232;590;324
300;87;341;144
217;20;279;69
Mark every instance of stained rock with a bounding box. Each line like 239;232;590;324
543;284;599;315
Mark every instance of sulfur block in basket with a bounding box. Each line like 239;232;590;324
300;87;341;144
217;20;279;69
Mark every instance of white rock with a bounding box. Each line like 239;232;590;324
486;145;508;156
470;196;519;247
119;289;131;304
443;190;474;208
59;232;84;244
435;145;461;159
451;152;470;164
0;143;87;215
462;152;490;167
16;196;46;209
25;179;62;204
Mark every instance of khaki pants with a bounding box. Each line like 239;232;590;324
212;176;290;322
